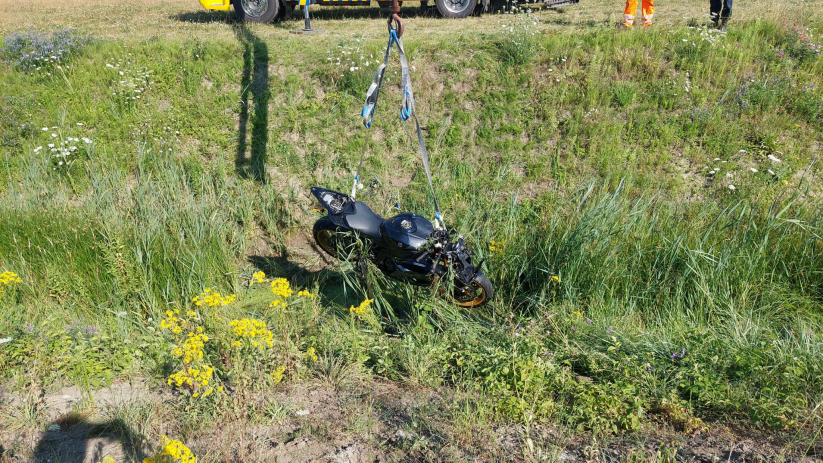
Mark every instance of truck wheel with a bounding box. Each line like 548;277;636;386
234;0;281;22
435;0;476;18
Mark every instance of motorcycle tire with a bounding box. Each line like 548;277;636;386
453;272;493;308
313;216;357;261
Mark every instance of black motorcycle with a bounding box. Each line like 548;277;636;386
310;187;493;308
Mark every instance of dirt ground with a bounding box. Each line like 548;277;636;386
1;379;821;462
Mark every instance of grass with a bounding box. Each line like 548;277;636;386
1;0;823;461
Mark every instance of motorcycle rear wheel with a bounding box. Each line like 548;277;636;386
313;217;357;261
453;273;493;308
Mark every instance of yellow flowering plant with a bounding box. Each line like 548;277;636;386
349;298;374;318
489;240;506;253
160;291;235;399
270;278;293;299
192;288;236;307
229;318;274;349
143;436;197;463
270;365;286;384
0;271;22;297
249;270;268;286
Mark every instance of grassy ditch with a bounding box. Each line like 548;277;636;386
1;0;822;460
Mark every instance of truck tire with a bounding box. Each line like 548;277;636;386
234;0;281;22
435;0;476;18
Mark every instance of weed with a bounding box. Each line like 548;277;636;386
1;29;88;71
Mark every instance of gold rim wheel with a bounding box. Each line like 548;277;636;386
454;280;487;308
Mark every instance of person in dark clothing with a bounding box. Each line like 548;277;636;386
710;0;732;29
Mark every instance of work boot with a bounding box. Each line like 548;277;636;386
622;13;634;28
718;17;728;31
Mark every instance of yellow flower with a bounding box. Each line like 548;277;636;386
160;309;187;334
171;333;208;364
143;436;197;463
551;275;561;284
229;318;274;349
270;278;293;298
192;288;236;307
307;347;318;362
271;365;285;385
489;240;506;253
250;270;268;285
0;272;23;294
349;298;374;318
573;311;582;317
297;289;315;300
0;271;22;285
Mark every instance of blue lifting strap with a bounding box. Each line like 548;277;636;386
355;24;442;228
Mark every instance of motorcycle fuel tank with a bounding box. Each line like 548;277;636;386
380;213;434;256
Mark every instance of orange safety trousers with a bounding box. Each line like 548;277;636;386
623;0;654;27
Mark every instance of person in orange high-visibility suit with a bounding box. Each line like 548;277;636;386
622;0;654;28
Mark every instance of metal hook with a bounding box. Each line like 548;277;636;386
387;0;404;38
388;13;404;38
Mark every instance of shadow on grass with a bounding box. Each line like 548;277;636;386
32;416;148;463
234;24;270;184
248;252;363;308
171;10;235;23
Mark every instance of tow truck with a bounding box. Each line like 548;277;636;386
199;0;578;22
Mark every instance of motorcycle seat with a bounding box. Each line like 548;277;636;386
345;201;384;239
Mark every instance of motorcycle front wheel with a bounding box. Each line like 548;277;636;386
453;273;493;308
313;217;357;261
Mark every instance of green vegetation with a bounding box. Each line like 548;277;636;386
1;0;822;460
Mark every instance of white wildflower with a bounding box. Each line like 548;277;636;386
767;154;782;163
0;337;12;345
750;168;757;173
728;185;736;191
